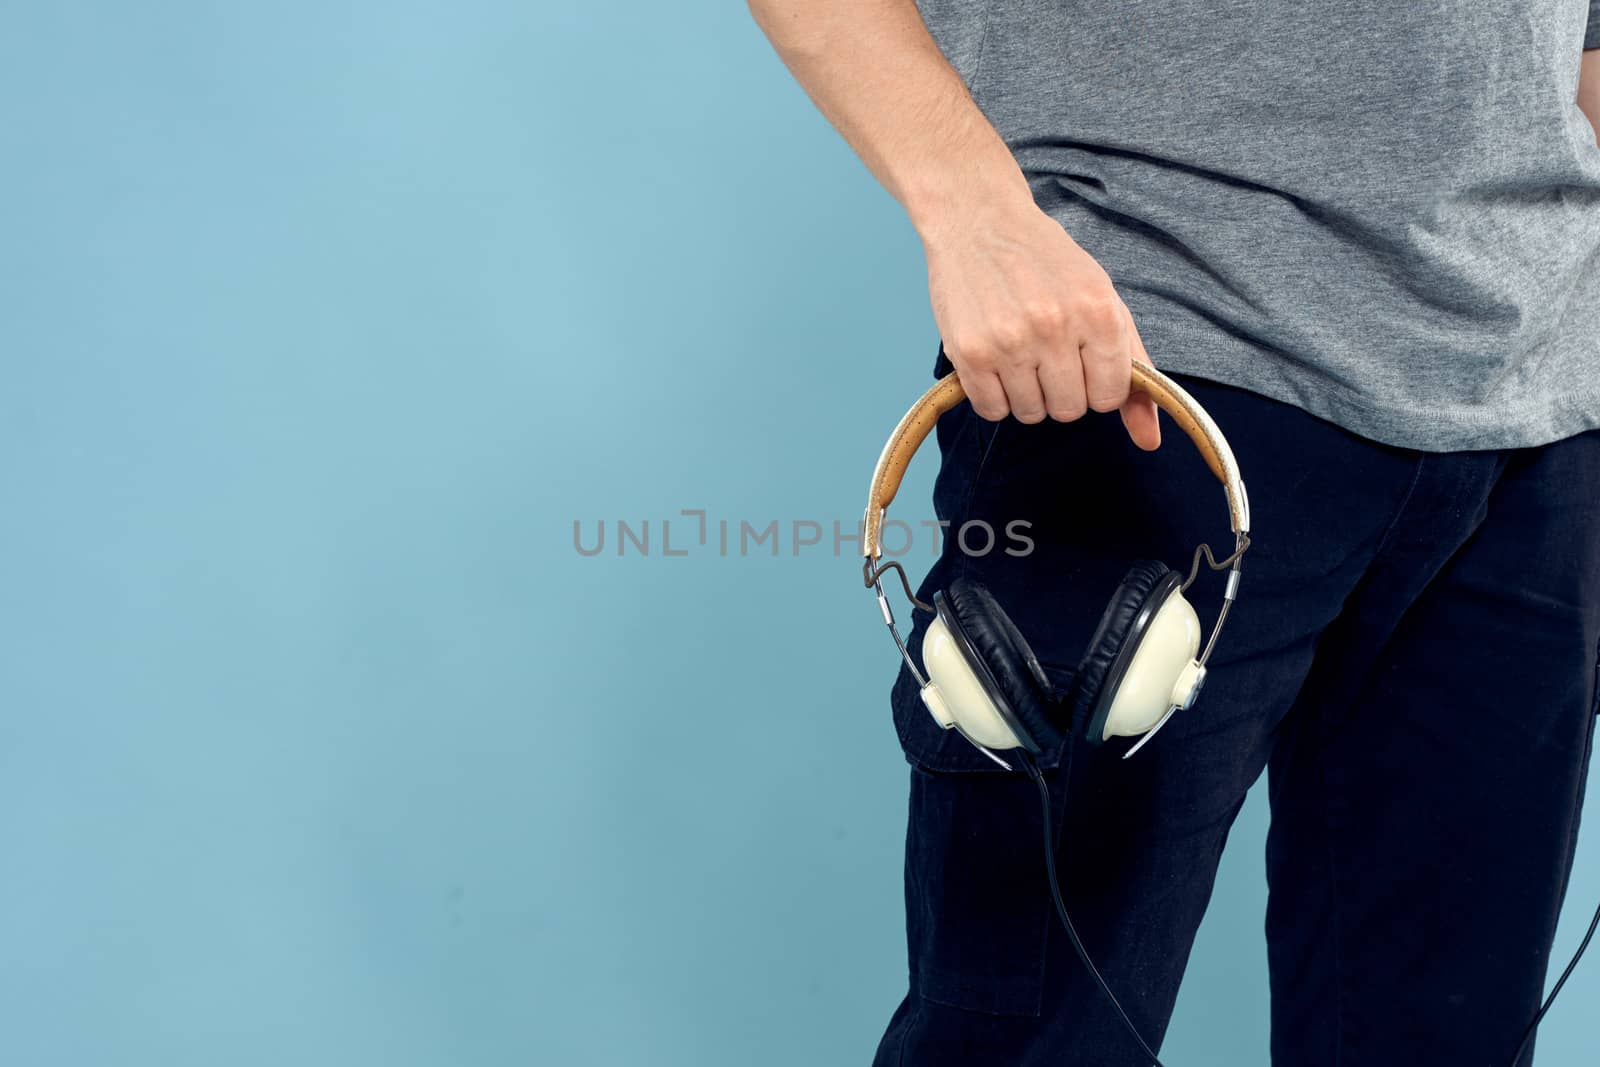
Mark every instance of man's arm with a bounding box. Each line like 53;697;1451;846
1580;49;1600;145
748;0;1159;447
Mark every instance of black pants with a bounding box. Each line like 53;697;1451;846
872;373;1600;1066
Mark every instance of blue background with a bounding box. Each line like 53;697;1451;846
1;3;1595;1064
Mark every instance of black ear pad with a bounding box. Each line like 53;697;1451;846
938;577;1060;753
1071;560;1183;745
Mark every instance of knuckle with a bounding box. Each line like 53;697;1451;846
1084;355;1132;412
1080;346;1123;369
1073;286;1124;327
1023;300;1068;333
952;338;995;371
1086;379;1131;412
999;344;1036;370
1048;401;1088;422
990;321;1029;354
1013;407;1046;425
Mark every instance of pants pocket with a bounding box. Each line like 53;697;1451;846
904;762;1054;1017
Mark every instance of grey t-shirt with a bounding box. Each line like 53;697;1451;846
919;0;1600;450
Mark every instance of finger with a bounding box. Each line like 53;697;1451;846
1119;314;1162;451
998;357;1048;424
1038;344;1088;422
960;367;1010;422
1076;298;1133;414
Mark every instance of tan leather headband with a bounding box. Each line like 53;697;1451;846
863;361;1250;559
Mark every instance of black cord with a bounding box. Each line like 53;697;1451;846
1507;894;1600;1067
1020;752;1166;1066
1017;747;1595;1067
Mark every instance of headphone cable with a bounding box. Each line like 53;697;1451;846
1021;752;1597;1067
1021;753;1167;1066
1507;892;1600;1067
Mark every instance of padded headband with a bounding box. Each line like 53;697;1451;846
863;362;1250;559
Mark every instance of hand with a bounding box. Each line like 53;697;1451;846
920;195;1161;450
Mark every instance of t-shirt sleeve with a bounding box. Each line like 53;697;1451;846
1589;0;1600;49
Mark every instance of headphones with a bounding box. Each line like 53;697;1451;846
862;370;1598;1065
863;363;1252;767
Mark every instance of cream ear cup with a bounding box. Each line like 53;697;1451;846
917;614;1027;750
1099;589;1206;740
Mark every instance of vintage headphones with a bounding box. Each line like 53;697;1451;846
862;363;1252;767
862;368;1597;1067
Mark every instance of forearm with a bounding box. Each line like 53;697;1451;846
749;0;1161;443
1581;50;1600;145
746;0;1032;239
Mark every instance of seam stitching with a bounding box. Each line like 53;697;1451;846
1367;454;1426;564
894;993;918;1067
1325;757;1350;1066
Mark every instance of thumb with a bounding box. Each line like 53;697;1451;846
1122;319;1162;451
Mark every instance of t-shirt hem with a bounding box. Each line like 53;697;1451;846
1151;340;1600;453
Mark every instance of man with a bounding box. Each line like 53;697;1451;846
752;2;1600;1064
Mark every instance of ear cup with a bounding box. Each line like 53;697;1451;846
1071;560;1184;744
940;577;1060;752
